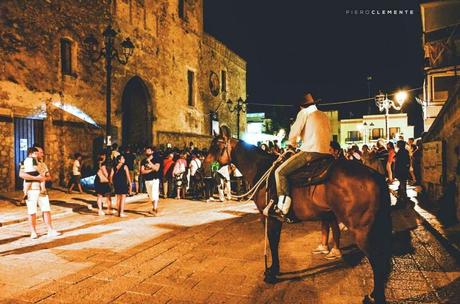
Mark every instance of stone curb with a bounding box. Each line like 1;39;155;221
414;207;460;263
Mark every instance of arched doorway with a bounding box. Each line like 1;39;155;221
121;76;152;147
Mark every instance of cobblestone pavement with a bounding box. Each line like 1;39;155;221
0;196;459;304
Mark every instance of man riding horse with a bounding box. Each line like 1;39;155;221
265;92;331;220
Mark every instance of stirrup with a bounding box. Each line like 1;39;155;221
262;199;275;217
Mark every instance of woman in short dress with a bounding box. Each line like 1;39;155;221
94;153;112;216
110;155;131;217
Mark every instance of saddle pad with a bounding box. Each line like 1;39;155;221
288;155;335;187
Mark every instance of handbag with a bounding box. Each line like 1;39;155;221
97;169;109;183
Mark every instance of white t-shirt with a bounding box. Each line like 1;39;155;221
23;157;37;173
190;159;202;176
72;159;81;176
233;167;243;178
217;165;231;181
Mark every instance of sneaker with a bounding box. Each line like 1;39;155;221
119;213;128;218
30;232;38;239
324;248;342;260
47;230;62;238
312;244;329;255
111;210;117;215
98;210;105;216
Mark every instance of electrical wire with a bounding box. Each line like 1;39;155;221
246;86;423;107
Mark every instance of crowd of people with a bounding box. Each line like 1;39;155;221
67;142;246;217
20;133;421;241
333;137;422;205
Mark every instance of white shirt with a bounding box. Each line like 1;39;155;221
288;105;331;153
23;157;37;173
190;159;201;176
233;167;243;178
217;165;231;181
72;159;81;176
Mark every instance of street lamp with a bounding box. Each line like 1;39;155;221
83;24;135;157
226;97;246;139
375;91;407;141
362;121;374;144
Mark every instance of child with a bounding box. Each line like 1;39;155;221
22;147;47;201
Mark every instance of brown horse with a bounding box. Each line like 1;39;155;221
204;132;392;304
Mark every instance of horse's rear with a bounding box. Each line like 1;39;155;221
324;160;392;303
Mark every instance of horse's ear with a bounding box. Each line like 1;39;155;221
219;125;232;141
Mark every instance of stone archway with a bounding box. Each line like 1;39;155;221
121;76;152;147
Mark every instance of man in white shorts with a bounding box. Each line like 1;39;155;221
19;146;61;239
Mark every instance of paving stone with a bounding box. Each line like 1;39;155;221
0;199;459;303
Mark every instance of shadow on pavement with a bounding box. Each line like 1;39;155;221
50;200;92;214
0;194;21;206
278;260;347;282
154;223;190;230
1;208;459;303
0;234;30;246
392;230;416;256
0;229;118;256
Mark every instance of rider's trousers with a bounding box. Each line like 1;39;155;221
275;151;325;196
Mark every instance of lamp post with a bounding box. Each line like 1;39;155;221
362;121;374;144
226;97;246;139
375;91;407;141
83;24;135;156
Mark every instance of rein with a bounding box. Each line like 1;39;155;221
227;147;290;203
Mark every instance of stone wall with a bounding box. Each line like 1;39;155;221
200;34;247;138
422;84;460;220
0;116;14;191
0;0;246;191
44;109;104;187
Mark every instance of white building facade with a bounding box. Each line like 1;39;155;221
340;113;415;148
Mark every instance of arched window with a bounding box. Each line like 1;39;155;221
60;39;72;76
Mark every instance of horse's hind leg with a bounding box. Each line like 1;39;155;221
264;218;282;284
355;221;392;303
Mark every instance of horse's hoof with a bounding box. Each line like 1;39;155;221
264;273;278;284
263;268;279;284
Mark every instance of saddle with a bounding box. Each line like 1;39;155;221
287;154;335;187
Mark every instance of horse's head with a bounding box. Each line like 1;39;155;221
204;125;237;167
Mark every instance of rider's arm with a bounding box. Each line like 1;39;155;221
288;110;307;146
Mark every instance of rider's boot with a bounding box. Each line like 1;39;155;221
264;195;291;221
278;195;292;215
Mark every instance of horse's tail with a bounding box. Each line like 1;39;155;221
369;173;393;280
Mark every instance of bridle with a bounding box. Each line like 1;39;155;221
216;138;232;165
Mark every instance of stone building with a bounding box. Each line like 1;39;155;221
419;0;460;221
0;0;247;191
420;0;460;131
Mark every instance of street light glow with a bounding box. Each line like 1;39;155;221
395;90;408;105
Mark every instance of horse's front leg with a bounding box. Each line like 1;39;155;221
264;217;283;284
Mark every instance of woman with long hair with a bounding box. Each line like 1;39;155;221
110;155;132;217
94;153;112;216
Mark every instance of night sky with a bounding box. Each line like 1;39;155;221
204;0;425;135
